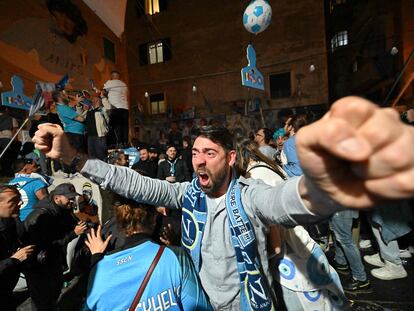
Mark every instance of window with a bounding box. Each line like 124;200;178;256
269;72;291;99
149;41;164;64
331;31;348;51
146;0;160;15
149;93;166;114
139;38;171;65
103;38;116;63
136;0;167;17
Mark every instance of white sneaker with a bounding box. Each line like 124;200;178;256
371;261;407;280
399;248;412;259
359;239;372;249
364;253;385;267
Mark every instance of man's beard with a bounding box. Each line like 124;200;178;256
200;165;230;197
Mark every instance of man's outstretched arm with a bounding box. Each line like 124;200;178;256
32;123;189;209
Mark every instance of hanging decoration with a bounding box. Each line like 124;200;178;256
1;75;32;110
243;0;272;35
241;44;264;90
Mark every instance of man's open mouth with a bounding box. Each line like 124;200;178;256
198;171;210;186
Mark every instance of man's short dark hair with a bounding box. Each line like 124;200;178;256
0;184;20;197
13;159;33;174
165;144;176;152
260;128;273;144
196;126;234;152
148;145;159;153
111;70;120;75
289;115;308;132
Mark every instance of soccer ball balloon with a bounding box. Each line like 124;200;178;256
243;0;272;35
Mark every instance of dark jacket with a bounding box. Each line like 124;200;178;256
132;159;158;178
0;218;23;309
181;147;194;175
23;198;78;268
157;158;191;182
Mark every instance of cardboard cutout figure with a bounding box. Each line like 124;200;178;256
241;44;264;90
1;75;32;110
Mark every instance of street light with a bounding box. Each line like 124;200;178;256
144;91;149;98
192;85;197;92
309;64;316;72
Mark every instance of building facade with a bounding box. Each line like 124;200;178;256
326;0;414;108
0;0;127;99
124;0;329;136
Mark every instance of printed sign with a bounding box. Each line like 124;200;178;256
1;75;32;110
241;44;265;90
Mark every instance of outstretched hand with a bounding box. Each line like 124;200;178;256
297;96;414;209
85;225;112;255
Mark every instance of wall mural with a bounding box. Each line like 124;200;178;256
0;0;115;91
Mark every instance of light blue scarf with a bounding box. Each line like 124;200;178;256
181;177;274;310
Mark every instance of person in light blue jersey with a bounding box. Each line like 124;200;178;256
8;159;48;221
54;91;86;152
282;115;308;177
84;199;211;311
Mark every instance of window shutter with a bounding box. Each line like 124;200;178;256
162;38;172;61
159;0;168;11
135;0;145;17
139;43;148;65
150;93;164;102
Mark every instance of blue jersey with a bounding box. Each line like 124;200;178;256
283;135;303;177
84;241;211;311
57;103;85;134
9;175;47;221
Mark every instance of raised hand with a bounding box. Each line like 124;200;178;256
32;123;77;163
297;96;414;209
74;221;88;236
85;225;112;255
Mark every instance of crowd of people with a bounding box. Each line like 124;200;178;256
0;92;414;311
